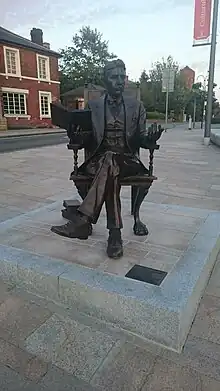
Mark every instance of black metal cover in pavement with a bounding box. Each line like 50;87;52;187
125;265;167;286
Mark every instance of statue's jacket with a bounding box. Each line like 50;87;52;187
79;94;149;174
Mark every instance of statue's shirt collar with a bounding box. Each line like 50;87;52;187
106;94;123;107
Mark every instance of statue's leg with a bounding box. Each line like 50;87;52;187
133;186;149;236
52;152;114;239
105;176;123;259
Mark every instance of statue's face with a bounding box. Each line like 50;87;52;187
105;66;126;97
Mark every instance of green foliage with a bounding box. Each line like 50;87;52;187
211;117;220;124
185;82;218;120
59;26;116;94
147;111;165;120
140;56;187;116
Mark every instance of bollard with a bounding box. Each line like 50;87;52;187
188;115;192;130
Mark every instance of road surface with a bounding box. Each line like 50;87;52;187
0;132;68;153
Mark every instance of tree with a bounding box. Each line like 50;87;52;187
140;56;187;117
185;82;218;121
59;26;116;93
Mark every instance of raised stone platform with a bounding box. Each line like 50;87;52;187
0;200;219;352
211;128;220;147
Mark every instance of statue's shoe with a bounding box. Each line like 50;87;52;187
51;219;89;240
107;229;123;259
62;209;93;236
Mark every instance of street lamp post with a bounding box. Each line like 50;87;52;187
204;0;219;145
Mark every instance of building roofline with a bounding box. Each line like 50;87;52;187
0;26;62;58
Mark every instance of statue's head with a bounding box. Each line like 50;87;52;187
104;59;126;97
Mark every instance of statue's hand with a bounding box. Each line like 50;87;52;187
146;123;164;143
68;125;91;147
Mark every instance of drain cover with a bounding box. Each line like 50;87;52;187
125;265;167;286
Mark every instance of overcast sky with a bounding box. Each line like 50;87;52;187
1;0;220;97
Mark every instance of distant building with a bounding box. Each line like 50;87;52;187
0;26;61;129
180;66;195;89
62;79;140;110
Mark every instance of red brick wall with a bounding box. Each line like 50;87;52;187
0;44;59;80
180;67;195;89
0;43;60;128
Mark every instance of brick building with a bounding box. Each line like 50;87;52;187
180;66;195;90
0;26;61;130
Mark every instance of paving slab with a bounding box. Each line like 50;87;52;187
0;364;30;391
91;341;156;391
24;312;117;382
0;200;205;275
23;365;97;391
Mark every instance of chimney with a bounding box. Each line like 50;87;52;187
43;42;50;49
30;28;43;45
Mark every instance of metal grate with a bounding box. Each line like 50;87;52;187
125;265;167;286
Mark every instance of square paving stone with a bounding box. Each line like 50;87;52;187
200;375;220;391
25;313;117;382
91;342;156;391
0;279;15;304
0;364;29;391
205;258;220;297
54;323;117;382
190;295;220;344
141;358;201;391
159;334;220;381
23;365;97;391
0;337;48;381
147;228;193;251
24;314;70;362
0;295;52;344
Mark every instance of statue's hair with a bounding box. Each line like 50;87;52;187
104;59;126;77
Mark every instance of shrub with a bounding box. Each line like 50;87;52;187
147;111;165;120
211;117;220;124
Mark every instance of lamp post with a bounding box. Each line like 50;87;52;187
204;0;219;145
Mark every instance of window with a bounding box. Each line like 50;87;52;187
37;55;50;80
39;91;51;117
2;92;27;115
4;47;21;76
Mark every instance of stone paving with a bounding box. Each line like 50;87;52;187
0;128;220;389
0;200;204;275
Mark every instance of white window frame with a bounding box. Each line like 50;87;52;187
3;46;21;77
1;87;29;118
36;54;50;81
39;91;52;118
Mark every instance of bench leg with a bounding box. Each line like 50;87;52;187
133;187;149;236
131;186;138;215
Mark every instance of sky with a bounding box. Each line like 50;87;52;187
1;0;220;97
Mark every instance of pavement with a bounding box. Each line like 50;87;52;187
0;127;220;389
0;128;65;137
0;132;68;154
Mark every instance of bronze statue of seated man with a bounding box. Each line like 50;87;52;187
51;59;163;259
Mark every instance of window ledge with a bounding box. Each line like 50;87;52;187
0;73;60;84
40;115;51;119
4;73;21;78
4;114;30;119
38;78;50;82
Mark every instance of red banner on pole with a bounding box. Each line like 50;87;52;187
193;0;212;45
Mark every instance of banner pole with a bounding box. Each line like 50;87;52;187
204;0;219;144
